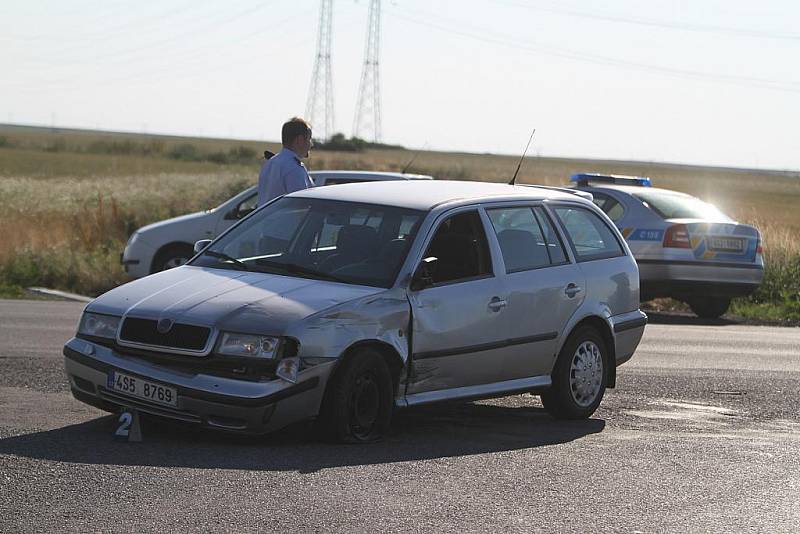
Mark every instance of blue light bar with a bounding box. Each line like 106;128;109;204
570;173;652;187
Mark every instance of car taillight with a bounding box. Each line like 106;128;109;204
757;243;764;255
663;224;691;248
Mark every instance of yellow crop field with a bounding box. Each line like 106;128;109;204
0;123;798;319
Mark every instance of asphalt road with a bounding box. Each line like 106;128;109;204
1;299;798;533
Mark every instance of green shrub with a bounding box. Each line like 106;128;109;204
0;242;126;297
228;145;257;162
43;138;67;152
206;151;229;164
167;143;201;161
86;139;165;156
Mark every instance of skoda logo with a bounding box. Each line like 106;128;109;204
156;318;174;334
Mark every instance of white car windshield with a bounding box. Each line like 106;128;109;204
633;190;733;221
191;197;425;288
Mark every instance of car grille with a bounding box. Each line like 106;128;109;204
119;317;211;352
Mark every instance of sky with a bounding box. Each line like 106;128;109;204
2;0;799;170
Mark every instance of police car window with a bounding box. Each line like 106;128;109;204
632;190;733;221
533;207;568;264
487;207;551;272
591;193;624;222
553;206;624;261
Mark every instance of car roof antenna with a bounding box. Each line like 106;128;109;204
508;128;536;185
401;142;428;174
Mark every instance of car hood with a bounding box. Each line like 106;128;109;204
87;266;385;334
136;210;212;235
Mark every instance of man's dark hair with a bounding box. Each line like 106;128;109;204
281;117;312;146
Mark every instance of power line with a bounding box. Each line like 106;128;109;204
2;2;297;90
493;0;800;41
388;7;800;94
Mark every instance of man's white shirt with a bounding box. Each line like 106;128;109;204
257;148;314;206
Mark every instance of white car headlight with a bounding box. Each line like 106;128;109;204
78;312;121;339
216;332;280;359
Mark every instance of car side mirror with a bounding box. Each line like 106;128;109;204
194;239;212;254
410;256;438;291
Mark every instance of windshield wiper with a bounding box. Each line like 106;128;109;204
201;250;249;271
255;259;348;283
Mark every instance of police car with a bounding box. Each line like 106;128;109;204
570;173;764;318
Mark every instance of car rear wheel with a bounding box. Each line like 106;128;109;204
541;326;607;419
318;348;393;443
688;297;731;319
152;243;194;273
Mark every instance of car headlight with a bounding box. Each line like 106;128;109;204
215;332;280;359
78;312;121;339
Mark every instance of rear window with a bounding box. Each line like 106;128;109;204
553;206;625;262
633;190;732;221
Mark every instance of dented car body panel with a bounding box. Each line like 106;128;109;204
65;180;647;434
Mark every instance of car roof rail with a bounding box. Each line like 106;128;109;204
518;184;594;201
570;173;652;187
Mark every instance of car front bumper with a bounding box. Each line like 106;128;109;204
63;337;333;434
637;260;764;299
121;240;157;279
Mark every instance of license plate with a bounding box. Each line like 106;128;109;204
107;371;178;407
708;237;745;252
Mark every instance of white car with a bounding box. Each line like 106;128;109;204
121;171;433;279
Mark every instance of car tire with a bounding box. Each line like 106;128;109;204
541;326;607;420
688;297;731;319
318;348;394;443
151;243;194;273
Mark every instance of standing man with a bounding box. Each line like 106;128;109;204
257;117;315;206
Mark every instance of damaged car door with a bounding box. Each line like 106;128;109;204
404;208;509;402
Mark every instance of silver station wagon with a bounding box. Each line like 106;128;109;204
64;180;647;442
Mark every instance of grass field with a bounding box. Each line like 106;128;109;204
1;123;798;320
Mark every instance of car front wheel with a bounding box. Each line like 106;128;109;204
152;244;194;273
318;348;394;443
541;326;607;419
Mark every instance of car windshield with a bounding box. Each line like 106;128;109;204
191;197;425;288
632;190;733;221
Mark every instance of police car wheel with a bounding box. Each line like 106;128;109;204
688;297;731;319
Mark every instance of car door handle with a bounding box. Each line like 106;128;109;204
565;284;582;298
488;297;507;311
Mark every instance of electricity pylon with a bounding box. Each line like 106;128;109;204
305;0;335;141
353;0;381;142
